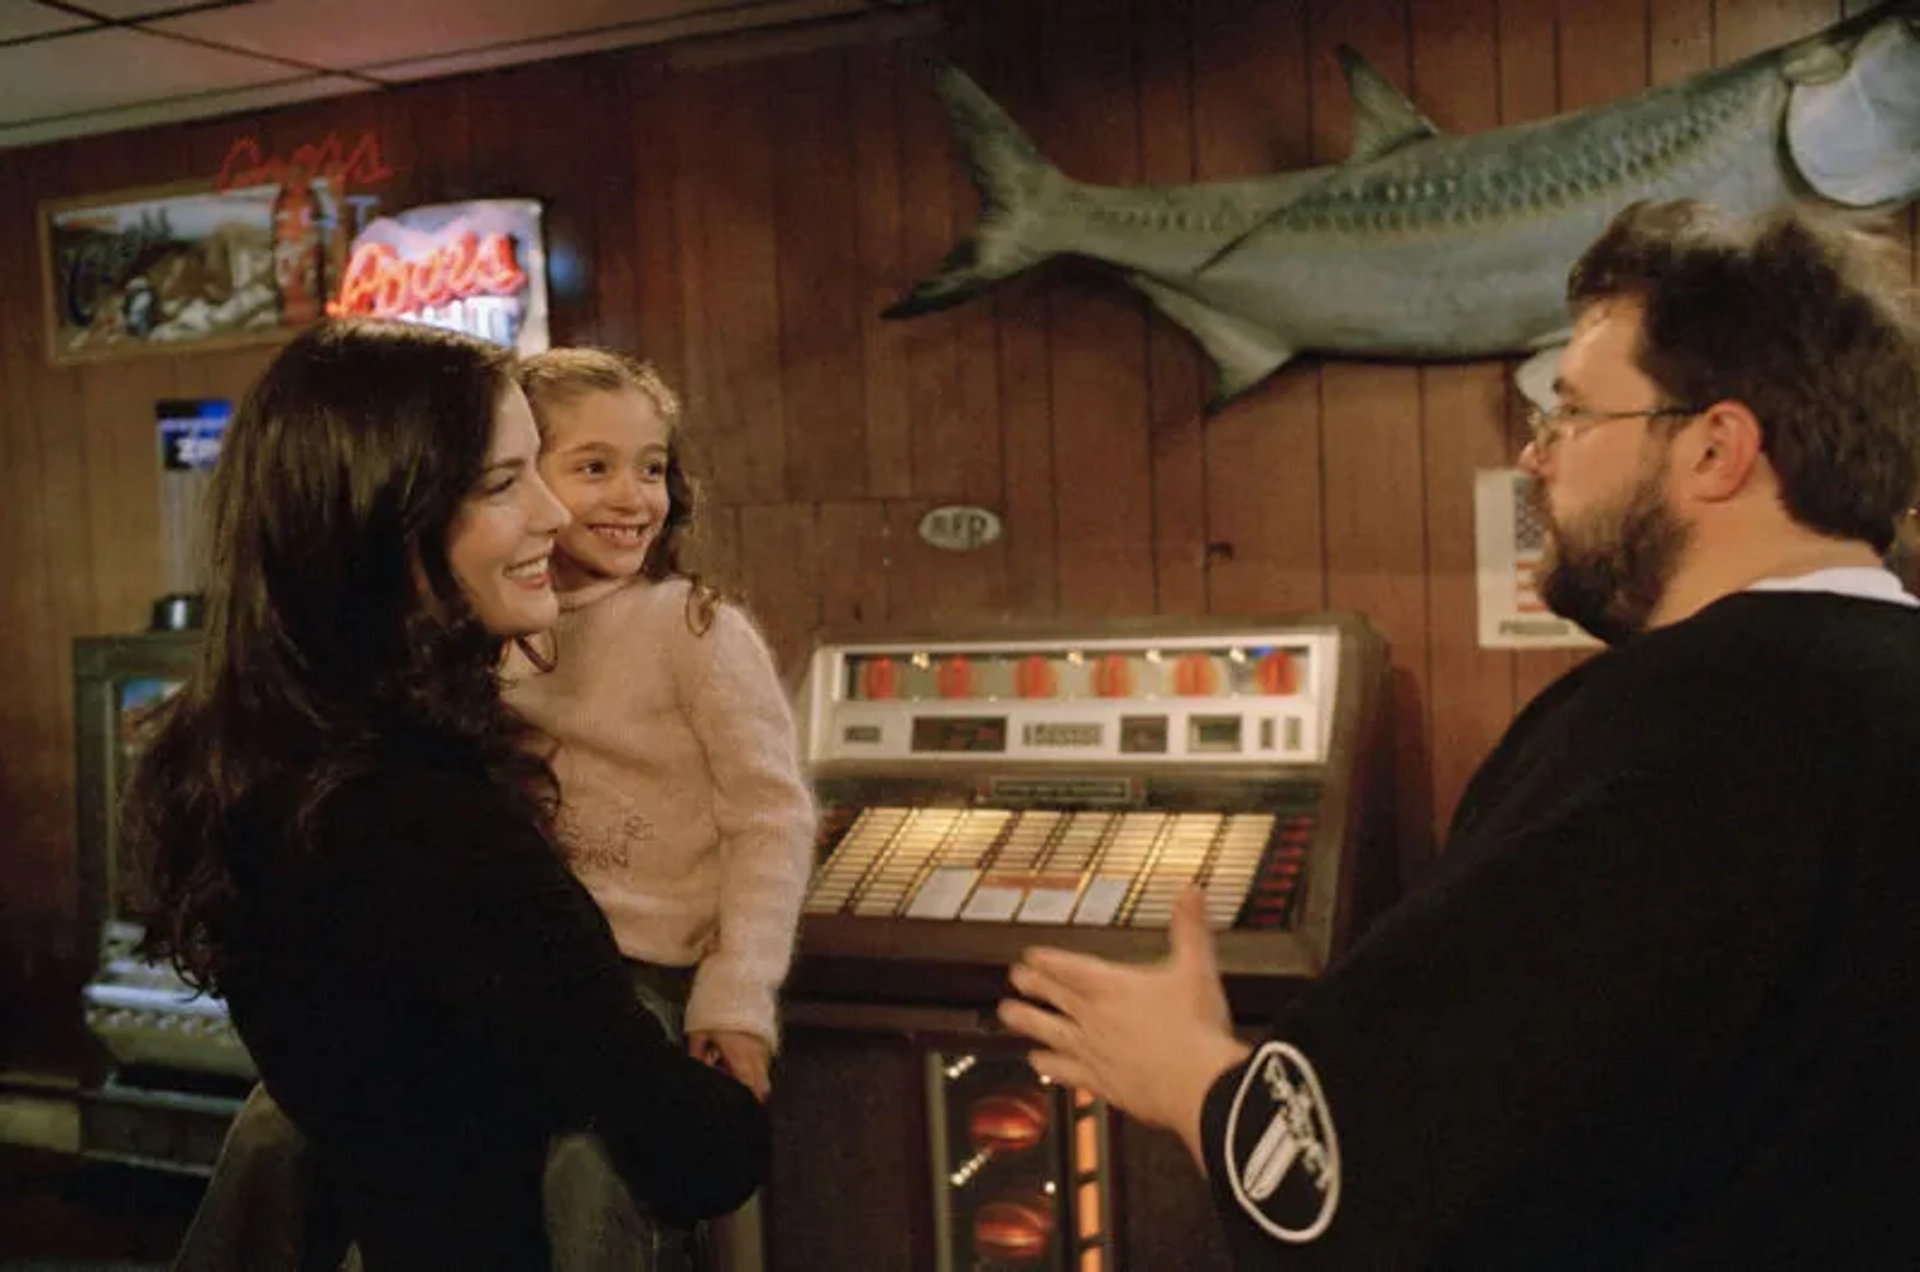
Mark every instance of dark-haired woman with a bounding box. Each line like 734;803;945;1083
130;319;766;1271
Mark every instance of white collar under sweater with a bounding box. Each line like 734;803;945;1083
1744;566;1918;607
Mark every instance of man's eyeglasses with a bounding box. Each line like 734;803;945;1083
1522;403;1702;454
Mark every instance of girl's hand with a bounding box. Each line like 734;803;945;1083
688;1030;771;1101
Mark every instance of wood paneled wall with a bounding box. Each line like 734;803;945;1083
0;0;1892;1059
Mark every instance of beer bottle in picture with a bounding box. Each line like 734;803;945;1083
272;180;324;324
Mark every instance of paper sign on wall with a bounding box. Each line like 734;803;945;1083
1473;469;1601;650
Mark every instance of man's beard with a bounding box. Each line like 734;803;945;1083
1533;461;1691;646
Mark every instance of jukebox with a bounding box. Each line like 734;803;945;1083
765;613;1394;1272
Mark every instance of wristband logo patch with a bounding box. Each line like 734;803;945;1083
1223;1040;1340;1242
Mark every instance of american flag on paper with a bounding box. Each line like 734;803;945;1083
1473;470;1601;649
1511;476;1550;614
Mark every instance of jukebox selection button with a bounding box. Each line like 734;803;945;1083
960;878;1025;922
1071;877;1129;926
1014;874;1083;924
905;867;978;920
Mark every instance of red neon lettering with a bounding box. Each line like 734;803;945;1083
216;130;395;193
327;232;530;319
410;247;454;310
441;234;482;301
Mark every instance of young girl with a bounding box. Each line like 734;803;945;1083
508;348;816;1101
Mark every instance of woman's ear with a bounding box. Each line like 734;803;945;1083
408;537;457;621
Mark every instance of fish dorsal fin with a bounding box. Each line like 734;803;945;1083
1338;45;1440;163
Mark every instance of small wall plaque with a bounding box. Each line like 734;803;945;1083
918;505;1003;552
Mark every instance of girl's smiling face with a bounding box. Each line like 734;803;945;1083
536;387;672;592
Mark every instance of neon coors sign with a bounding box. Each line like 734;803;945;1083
328;199;549;355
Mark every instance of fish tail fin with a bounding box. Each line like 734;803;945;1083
882;64;1062;319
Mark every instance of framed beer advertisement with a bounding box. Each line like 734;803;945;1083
38;177;352;365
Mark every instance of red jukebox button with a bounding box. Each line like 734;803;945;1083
1091;654;1133;698
1173;653;1219;696
1256;650;1299;695
860;657;899;700
1015;654;1058;698
936;656;976;699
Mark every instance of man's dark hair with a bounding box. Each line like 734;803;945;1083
1569;199;1920;553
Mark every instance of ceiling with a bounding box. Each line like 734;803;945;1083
0;0;910;151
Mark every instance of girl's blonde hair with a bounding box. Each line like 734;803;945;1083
519;348;682;424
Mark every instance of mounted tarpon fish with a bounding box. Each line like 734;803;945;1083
884;3;1920;409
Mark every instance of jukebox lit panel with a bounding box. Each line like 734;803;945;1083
804;805;1315;934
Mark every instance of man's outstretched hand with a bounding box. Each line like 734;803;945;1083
997;886;1252;1169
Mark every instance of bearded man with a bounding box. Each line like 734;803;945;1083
1000;198;1920;1270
